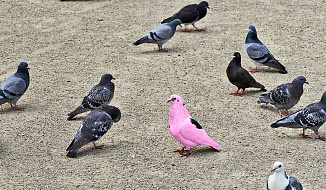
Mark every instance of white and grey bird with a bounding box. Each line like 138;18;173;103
245;25;287;74
267;162;305;190
133;19;182;52
161;1;209;32
258;76;308;117
271;91;326;141
67;74;115;120
66;104;121;158
0;62;30;110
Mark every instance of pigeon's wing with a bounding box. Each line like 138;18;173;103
293;103;326;127
246;43;269;63
151;24;173;41
288;176;304;190
0;75;27;101
269;83;291;104
86;85;113;106
174;4;200;23
81;110;113;142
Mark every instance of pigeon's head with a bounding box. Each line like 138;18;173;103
249;25;257;33
100;74;115;83
18;62;29;70
101;104;121;123
293;76;309;85
199;1;209;8
271;162;285;173
233;52;241;59
170;19;182;28
167;95;185;106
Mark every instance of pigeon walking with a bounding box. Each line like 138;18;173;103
271;91;326;141
133;19;181;52
245;25;287;74
167;95;221;157
226;52;266;96
267;162;305;190
258;76;308;117
68;74;115;120
161;1;209;32
0;62;30;110
66;104;121;158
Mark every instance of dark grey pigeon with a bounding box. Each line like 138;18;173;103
161;1;209;32
245;25;287;74
267;162;305;190
271;91;326;141
0;62;30;110
133;19;181;52
67;74;115;120
258;76;308;117
226;52;266;96
66;104;121;158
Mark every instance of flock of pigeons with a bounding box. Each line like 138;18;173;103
0;1;325;189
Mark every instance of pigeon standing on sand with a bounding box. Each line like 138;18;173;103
226;52;266;96
0;62;30;110
167;95;221;157
66;104;121;158
161;1;209;32
133;19;182;52
245;25;287;74
267;162;306;190
258;76;308;117
271;91;326;141
67;74;115;120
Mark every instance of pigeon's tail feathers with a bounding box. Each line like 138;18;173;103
258;94;273;104
66;151;77;158
0;97;9;105
252;82;266;91
133;36;150;45
265;59;287;74
271;114;302;128
202;139;221;152
162;17;175;24
66;138;90;152
67;105;91;120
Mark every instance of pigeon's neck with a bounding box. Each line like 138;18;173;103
15;68;29;81
245;31;261;44
169;104;191;127
317;102;326;112
269;171;289;189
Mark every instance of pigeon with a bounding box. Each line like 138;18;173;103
167;95;221;157
244;25;287;74
267;162;306;190
133;19;182;52
161;1;209;32
0;62;30;110
258;76;309;117
67;74;115;120
66;104;121;158
226;52;266;96
271;91;326;141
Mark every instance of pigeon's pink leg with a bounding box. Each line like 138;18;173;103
316;135;326;141
237;90;245;96
174;146;186;154
158;45;168;52
92;142;104;149
299;129;310;139
249;66;259;73
180;150;191;157
10;104;24;111
182;28;191;32
285;111;291;116
230;89;239;95
194;28;205;32
279;111;288;117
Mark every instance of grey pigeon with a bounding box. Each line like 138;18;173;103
226;52;266;96
258;76;308;117
66;104;121;158
245;25;287;74
267;162;305;190
67;74;115;120
0;62;30;110
271;91;326;141
133;19;182;52
161;1;209;32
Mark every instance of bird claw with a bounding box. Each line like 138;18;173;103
316;136;326;141
182;29;191;32
10;105;24;111
195;29;205;32
249;67;259;73
299;134;310;139
180;151;191;157
92;142;104;149
158;48;168;52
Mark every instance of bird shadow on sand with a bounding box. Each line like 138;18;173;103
189;147;220;157
238;90;266;97
247;67;284;74
139;47;185;55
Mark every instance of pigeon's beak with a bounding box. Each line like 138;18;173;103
305;81;309;84
112;77;116;80
271;168;276;172
167;97;176;103
167;99;172;103
26;66;30;70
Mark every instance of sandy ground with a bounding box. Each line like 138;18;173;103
0;0;325;189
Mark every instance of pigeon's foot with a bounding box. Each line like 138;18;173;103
92;142;104;149
182;29;191;32
195;29;205;32
174;147;186;154
230;89;244;96
249;67;259;73
158;48;168;52
279;111;290;117
316;135;326;141
299;133;310;139
180;150;191;157
10;104;24;111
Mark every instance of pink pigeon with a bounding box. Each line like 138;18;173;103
167;95;221;157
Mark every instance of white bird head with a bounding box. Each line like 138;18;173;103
272;162;285;173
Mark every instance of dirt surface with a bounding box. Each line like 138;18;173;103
0;0;325;189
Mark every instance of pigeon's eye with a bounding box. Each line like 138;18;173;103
278;165;281;168
172;98;176;101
